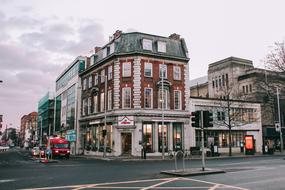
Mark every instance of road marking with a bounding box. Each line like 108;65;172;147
236;176;285;186
180;177;249;190
0;179;16;183
22;177;248;190
209;184;220;190
140;177;178;190
22;178;173;190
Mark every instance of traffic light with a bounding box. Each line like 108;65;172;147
203;111;213;128
191;111;200;128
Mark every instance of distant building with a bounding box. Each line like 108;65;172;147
20;112;38;147
190;56;285;150
54;56;86;155
37;92;55;145
79;31;190;156
190;76;208;97
190;97;263;153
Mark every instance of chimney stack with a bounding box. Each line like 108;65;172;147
169;33;180;40
94;46;101;53
113;30;122;39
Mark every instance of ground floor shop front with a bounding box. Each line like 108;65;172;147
80;115;191;157
194;129;263;153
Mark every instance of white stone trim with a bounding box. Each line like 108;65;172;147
184;63;190;111
113;59;120;109
133;57;141;108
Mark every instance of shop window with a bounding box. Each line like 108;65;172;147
143;124;153;153
173;124;182;151
158;124;168;152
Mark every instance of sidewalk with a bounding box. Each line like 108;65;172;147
71;151;285;161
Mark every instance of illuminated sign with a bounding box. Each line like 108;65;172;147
245;135;254;150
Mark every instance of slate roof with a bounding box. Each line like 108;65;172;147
82;31;189;75
189;76;208;87
114;32;189;59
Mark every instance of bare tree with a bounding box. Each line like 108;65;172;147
265;41;285;72
215;82;257;156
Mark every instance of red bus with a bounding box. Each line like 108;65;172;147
48;138;70;159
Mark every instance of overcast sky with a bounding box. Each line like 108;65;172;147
0;0;284;130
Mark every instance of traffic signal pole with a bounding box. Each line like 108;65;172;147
277;88;283;153
201;111;206;171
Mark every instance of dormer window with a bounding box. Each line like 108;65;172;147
157;41;166;53
103;48;107;58
142;39;152;51
110;43;115;54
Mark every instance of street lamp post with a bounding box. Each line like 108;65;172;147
103;75;108;157
161;63;165;160
39;116;43;146
277;87;283;152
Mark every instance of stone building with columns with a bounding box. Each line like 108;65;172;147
79;31;190;156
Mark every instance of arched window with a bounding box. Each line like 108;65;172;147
158;87;170;110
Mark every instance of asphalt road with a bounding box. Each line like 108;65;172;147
1;148;285;190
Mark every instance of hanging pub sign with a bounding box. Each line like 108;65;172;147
118;116;134;126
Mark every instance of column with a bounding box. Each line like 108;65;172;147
154;122;159;153
169;123;173;151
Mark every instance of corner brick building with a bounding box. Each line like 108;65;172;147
79;31;190;156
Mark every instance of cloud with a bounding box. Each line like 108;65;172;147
0;8;106;128
19;19;105;55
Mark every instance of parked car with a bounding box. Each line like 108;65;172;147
31;147;40;156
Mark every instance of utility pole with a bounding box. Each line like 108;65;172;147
201;111;206;171
39;116;43;146
277;87;283;152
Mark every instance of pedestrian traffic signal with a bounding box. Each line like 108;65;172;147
203;111;213;128
191;111;200;128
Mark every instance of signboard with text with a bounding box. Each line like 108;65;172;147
118;116;134;126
